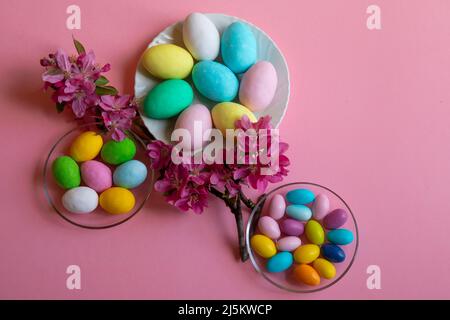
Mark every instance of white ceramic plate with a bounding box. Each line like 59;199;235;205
134;13;290;143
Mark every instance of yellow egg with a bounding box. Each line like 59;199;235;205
211;102;257;135
313;258;336;279
69;131;103;162
142;44;194;79
250;234;277;258
293;244;320;264
305;220;325;245
99;187;135;214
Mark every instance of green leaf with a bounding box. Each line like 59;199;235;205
56;102;65;113
72;36;86;54
95;76;109;86
95;85;118;96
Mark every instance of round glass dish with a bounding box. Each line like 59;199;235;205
246;182;359;293
43;123;153;229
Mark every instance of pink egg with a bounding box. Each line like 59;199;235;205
174;104;212;152
276;236;302;252
258;216;281;240
239;61;278;112
268;194;286;220
312;193;330;220
80;160;112;193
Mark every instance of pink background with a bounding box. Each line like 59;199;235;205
1;0;449;299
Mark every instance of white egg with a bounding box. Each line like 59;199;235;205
182;12;220;61
62;186;98;214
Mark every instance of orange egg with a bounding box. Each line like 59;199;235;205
293;264;321;286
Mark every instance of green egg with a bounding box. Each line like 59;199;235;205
52;156;81;189
101;137;136;165
143;79;194;119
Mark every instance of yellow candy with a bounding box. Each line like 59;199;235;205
99;187;135;214
211;102;257;135
250;234;277;258
69;131;103;162
142;44;193;79
293;244;320;264
305;220;325;245
313;258;336;279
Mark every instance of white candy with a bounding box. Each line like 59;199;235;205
182;13;220;61
62;186;98;214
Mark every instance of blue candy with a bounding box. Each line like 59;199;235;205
286;188;315;205
286;205;312;221
113;160;148;189
192;61;238;102
221;22;257;74
327;229;354;245
266;252;293;273
321;244;346;263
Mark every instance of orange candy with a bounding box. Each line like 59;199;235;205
293;264;321;286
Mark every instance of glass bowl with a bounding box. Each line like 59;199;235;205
246;182;359;293
43;123;153;229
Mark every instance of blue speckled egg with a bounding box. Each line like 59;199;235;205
286;188;315;205
266;252;293;273
286;205;312;221
327;229;354;245
113;160;148;189
221;21;257;74
192;61;238;102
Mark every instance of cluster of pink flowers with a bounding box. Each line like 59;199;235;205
147;115;290;214
40;40;137;141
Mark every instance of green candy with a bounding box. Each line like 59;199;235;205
101;137;136;165
52;156;80;189
143;79;193;119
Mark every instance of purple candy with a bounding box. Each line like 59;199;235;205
323;208;348;229
280;219;304;236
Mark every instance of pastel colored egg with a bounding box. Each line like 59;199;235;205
113;160;148;189
144;79;193;119
279;219;304;236
80;160;112;192
266;252;293;273
192;61;238;102
239;61;278;112
321;244;346;263
268;194;286;220
182;13;220;61
62;186;98;214
174;104;212;151
305;220;325;245
313;258;336;279
276;236;301;252
258;216;281;240
99;187;135;214
327;229;354;245
211;102;257;135
293;264;321;286
286;205;312;221
101;138;136;165
293;244;320;264
286;188;315;205
141;44;193;79
323;208;348;229
52;156;80;189
312;193;330;220
221;21;257;73
250;234;277;258
69;131;103;162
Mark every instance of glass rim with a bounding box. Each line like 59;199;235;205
245;181;359;293
43;121;153;230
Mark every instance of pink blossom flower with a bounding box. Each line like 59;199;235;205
175;184;209;214
147;140;173;170
233;115;290;192
41;49;72;84
58;78;98;118
99;94;132;112
73;51;110;82
209;164;241;196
